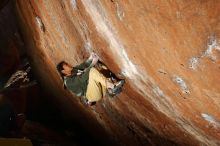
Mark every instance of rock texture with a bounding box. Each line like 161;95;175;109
0;0;25;88
15;0;220;145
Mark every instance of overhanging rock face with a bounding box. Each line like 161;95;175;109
16;0;220;145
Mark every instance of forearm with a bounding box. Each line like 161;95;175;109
74;59;92;70
75;52;99;70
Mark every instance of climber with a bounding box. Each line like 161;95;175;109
57;52;125;106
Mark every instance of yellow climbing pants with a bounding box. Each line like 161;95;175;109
86;67;108;102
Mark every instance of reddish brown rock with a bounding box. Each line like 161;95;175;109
0;0;9;10
0;0;26;87
15;0;220;145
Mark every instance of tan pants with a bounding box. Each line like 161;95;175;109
86;67;108;102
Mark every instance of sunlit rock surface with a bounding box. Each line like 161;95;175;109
16;0;220;145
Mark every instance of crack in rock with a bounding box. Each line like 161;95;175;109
173;76;190;94
35;16;45;32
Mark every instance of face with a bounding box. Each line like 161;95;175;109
61;63;73;76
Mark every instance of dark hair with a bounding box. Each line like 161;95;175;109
57;61;67;79
57;61;68;89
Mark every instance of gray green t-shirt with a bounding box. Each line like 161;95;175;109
64;59;92;97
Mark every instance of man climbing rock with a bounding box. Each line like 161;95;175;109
57;53;125;105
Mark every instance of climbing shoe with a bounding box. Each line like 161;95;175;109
108;79;125;97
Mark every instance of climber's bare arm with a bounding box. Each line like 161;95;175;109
90;52;99;66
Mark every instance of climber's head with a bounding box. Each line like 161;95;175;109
57;61;73;77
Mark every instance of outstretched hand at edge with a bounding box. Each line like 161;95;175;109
90;52;99;66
